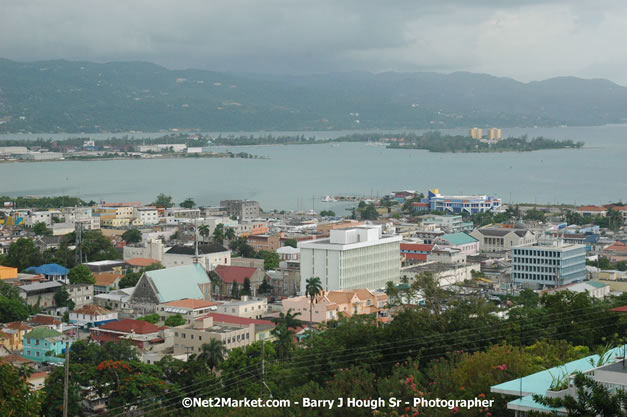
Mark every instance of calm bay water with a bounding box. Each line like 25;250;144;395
1;125;626;211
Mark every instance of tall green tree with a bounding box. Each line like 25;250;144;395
54;287;75;310
33;221;52;236
241;278;252;297
257;250;280;270
3;238;43;271
225;226;236;242
305;277;323;329
213;223;225;244
121;229;142;244
198;224;210;240
0;364;43;417
196;339;227;371
270;309;302;359
231;282;240;299
165;314;186;327
180;197;196;209
68;264;95;284
258;277;273;294
151;193;174;208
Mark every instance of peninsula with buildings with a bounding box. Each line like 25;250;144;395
1;189;626;416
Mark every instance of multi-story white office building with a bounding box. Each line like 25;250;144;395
134;207;160;225
299;226;401;292
512;241;586;289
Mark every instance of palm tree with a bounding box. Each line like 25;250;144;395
196;339;226;371
213;224;225;244
270;309;302;359
224;227;236;242
198;225;210;241
270;308;303;329
305;277;323;329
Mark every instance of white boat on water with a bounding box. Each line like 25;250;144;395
321;195;336;202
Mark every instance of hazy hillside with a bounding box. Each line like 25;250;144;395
1;58;627;133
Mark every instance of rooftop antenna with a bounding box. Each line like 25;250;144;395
75;222;83;265
193;217;200;265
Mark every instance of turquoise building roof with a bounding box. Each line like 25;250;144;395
491;345;627;414
440;232;478;246
146;264;210;303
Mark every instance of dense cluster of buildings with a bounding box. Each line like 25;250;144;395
1;189;626;411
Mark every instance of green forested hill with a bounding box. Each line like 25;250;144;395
1;58;627;133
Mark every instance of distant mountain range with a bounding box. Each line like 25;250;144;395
1;58;627;133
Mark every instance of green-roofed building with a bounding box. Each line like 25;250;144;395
434;232;480;255
130;264;211;307
22;327;71;363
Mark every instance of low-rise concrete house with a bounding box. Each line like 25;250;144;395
277;246;300;261
470;226;537;254
94;288;134;314
427;247;466;264
402;262;481;287
0;265;18;281
203;313;275;341
130;264;211;313
91;319;169;353
213;265;265;298
214;296;267;319
18;281;64;308
172;314;257;356
163;243;231;271
0;322;32;351
282;289;389;324
66;284;94;308
157;298;221;324
248;233;282;252
22;328;71;364
70;304;118;327
575;205;607;217
93;273;123;294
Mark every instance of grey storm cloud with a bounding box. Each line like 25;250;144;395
2;0;627;83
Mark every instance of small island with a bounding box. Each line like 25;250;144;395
335;131;584;152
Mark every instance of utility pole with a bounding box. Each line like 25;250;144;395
261;340;271;398
63;339;70;417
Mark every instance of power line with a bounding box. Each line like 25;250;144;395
104;302;620;415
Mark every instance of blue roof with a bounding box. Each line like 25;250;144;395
26;263;69;276
491;345;627;413
146;264;210;303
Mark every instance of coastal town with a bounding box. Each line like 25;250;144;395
1;188;626;416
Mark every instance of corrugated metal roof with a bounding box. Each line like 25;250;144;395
146;264;210;303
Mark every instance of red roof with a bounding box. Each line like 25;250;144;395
609;306;627;313
97;319;160;334
30;315;61;326
412;202;429;207
576;205;606;212
4;321;32;331
125;258;160;267
400;243;434;251
164;299;220;309
196;312;274;327
215;265;258;284
605;242;627;253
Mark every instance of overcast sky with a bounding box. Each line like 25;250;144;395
2;0;627;84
